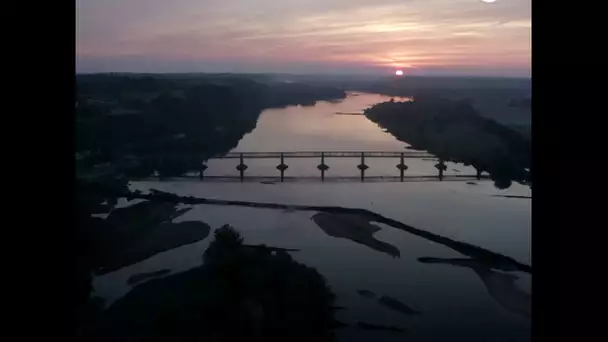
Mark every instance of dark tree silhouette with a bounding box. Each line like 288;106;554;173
364;98;531;188
88;226;341;342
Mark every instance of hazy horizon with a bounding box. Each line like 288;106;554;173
76;0;531;77
75;71;531;80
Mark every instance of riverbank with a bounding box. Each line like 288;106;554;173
364;98;531;189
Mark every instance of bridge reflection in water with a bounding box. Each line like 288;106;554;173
188;151;489;183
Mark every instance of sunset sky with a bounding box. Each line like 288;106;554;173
76;0;531;77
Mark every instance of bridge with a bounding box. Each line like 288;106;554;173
185;151;488;183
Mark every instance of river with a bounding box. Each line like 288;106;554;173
95;92;531;341
203;92;483;179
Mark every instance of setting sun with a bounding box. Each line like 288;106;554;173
395;70;404;76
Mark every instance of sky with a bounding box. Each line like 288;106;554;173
76;0;531;77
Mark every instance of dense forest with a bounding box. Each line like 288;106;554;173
76;74;346;179
365;98;531;189
360;76;532;137
86;226;341;342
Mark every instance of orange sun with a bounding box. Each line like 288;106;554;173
395;70;404;76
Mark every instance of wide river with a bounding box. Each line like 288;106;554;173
95;92;531;341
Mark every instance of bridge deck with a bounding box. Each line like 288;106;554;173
214;151;436;159
152;174;488;183
147;151;485;183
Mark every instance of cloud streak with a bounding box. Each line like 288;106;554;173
76;0;531;76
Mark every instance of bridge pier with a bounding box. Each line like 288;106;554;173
236;153;248;182
400;153;404;181
397;152;409;182
435;159;446;181
276;153;288;182
357;152;369;182
317;152;329;181
360;153;365;182
199;164;208;180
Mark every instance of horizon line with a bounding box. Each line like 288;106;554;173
75;71;531;80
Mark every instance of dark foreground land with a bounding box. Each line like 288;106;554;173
73;187;530;341
86;226;341;342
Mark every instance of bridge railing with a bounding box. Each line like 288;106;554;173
217;151;436;159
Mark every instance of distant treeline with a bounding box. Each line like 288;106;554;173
360;77;530;108
76;74;346;178
365;98;531;189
